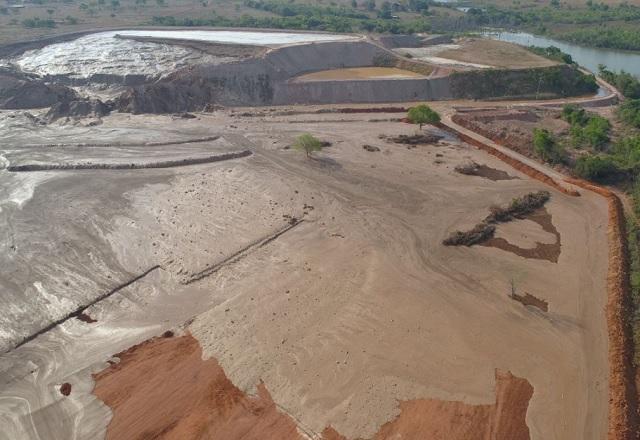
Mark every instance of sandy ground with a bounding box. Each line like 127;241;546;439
294;67;426;81
396;38;557;70
0;107;609;439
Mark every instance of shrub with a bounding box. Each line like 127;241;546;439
561;104;588;126
444;191;550;246
486;190;550;223
22;17;56;28
443;223;495;246
292;133;323;157
533;128;565;163
574;155;619;180
619;99;640;128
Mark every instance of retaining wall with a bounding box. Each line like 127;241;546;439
274;76;451;105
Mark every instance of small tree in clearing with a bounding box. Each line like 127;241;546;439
293;133;323;158
407;104;440;129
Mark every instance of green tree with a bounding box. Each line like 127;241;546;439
293;133;323;158
407;104;440;129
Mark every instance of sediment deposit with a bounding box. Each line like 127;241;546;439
0;27;622;440
0;108;610;440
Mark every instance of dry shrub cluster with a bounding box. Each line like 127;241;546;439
443;191;550;247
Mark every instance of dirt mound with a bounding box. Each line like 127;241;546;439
0;67;77;109
94;334;533;440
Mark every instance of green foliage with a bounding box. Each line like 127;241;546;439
612;135;640;174
561;104;588;126
243;0;368;19
599;65;640;99
532;128;565;163
560;28;640;52
449;65;597;100
65;15;78;24
293;133;323;157
619;99;640;128
574;155;619;180
21;17;55;28
562;104;610;150
528;45;573;64
407;104;440;128
152;0;433;34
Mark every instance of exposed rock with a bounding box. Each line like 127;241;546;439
0;67;77;109
363;144;380;152
45;98;113;122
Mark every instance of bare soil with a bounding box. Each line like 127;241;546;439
93;333;533;440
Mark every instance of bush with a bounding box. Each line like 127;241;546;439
619;99;640;128
574;155;619;180
444;191;550;246
443;223;495;246
486;190;551;223
533;128;565;163
292;133;323;157
561;104;588;126
22;17;56;28
561;105;610;150
571;115;611;150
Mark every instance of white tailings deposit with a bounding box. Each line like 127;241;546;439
12;30;357;81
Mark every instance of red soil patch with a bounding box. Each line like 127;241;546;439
321;370;532;440
92;334;303;440
93;334;533;440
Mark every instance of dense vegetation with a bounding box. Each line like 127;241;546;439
152;0;438;33
527;46;573;64
619;99;640;129
599;65;640;99
449;65;597;100
560;28;640;52
562;104;610;151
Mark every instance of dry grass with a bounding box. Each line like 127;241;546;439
438;38;558;69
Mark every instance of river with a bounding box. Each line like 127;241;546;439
484;31;640;77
